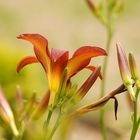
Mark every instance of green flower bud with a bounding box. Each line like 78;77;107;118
129;53;139;80
129;53;140;90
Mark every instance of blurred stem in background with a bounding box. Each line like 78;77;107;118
86;0;123;139
100;23;113;140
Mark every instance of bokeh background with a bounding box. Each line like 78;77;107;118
0;0;140;139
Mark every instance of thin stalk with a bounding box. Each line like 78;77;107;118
130;89;140;140
47;109;62;140
43;109;53;140
12;123;25;140
44;109;53;129
136;117;140;132
100;25;113;140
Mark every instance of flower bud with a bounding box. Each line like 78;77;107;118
20;93;37;120
129;53;139;80
0;87;19;136
77;66;101;98
32;91;50;120
117;44;133;86
129;53;140;90
116;44;135;100
86;0;97;13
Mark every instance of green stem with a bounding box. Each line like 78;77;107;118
43;109;53;140
47;109;62;140
12;122;25;140
100;25;113;140
136;117;140;132
44;109;53;129
130;89;140;140
130;101;137;140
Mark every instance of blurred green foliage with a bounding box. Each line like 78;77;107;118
0;41;48;99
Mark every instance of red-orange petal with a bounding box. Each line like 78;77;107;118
17;34;50;56
17;34;50;72
52;51;69;75
67;46;107;78
51;48;67;62
50;51;69;92
17;56;38;73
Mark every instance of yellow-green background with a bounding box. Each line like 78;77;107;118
0;0;140;139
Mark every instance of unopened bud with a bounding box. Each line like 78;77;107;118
86;0;97;13
77;66;101;98
129;53;139;80
86;0;99;17
0;87;19;136
32;91;50;119
129;53;140;90
117;44;133;86
117;44;136;100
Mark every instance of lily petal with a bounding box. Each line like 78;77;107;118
51;48;67;62
17;34;51;73
17;34;50;56
17;56;38;73
67;46;107;78
50;51;69;93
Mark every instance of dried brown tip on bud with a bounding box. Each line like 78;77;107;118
86;0;97;12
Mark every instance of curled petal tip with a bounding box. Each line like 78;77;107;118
104;51;108;56
17;56;38;73
101;49;107;56
17;34;24;39
16;66;20;73
17;34;35;39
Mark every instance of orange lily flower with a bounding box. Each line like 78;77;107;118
17;34;107;106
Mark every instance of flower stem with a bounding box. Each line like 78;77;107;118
47;109;62;140
44;108;53;139
12;122;25;140
130;89;140;140
44;109;53;129
100;25;113;140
